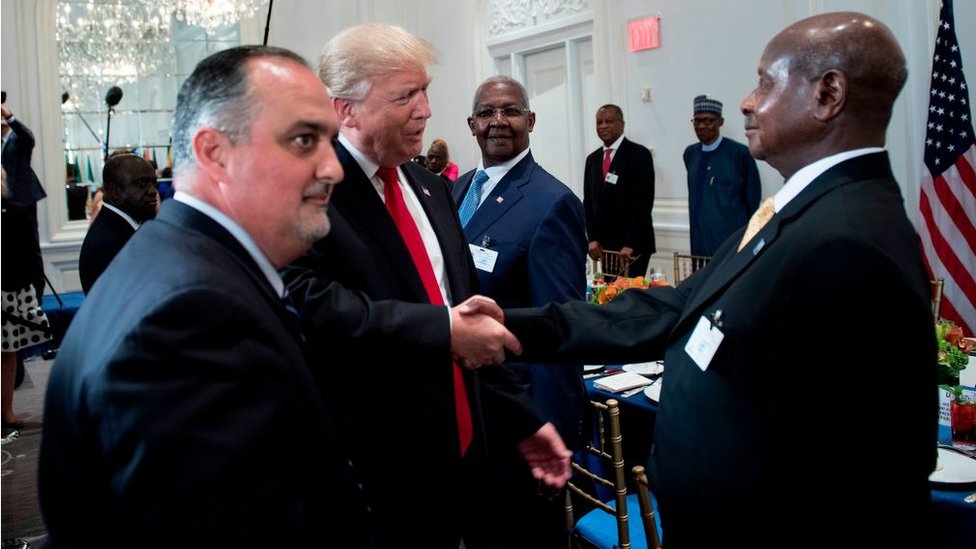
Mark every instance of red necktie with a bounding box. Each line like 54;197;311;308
377;167;473;455
602;148;613;180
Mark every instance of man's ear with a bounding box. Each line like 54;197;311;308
192;127;231;182
814;69;846;121
333;97;357;129
467;117;476;135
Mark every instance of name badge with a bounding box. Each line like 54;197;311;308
605;173;619;185
469;244;498;273
684;315;724;371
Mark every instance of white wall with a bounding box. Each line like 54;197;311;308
3;0;974;292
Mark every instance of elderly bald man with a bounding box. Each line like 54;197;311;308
492;12;936;547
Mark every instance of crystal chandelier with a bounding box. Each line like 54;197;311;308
57;0;266;109
173;0;267;36
57;0;175;107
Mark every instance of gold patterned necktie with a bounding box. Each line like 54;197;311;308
737;196;776;252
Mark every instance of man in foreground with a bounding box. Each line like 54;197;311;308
282;23;570;548
482;12;936;547
40;46;372;547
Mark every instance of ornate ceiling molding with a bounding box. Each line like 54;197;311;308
487;0;589;37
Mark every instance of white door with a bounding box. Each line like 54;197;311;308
495;36;593;199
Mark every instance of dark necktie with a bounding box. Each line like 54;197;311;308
602;148;613;180
376;167;474;455
457;170;489;228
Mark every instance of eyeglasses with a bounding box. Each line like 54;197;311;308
473;107;530;121
691;117;720;127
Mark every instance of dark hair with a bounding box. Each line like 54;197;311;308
172;45;308;176
598;104;624;121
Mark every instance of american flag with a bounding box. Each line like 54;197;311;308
919;0;976;336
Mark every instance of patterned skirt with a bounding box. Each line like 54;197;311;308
2;286;52;352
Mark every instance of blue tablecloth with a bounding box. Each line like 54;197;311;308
585;369;976;547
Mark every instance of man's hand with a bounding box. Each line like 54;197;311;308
619;246;635;260
451;297;522;369
456;295;504;323
516;422;572;490
588;241;603;261
1;105;11;121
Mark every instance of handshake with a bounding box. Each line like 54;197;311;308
450;295;521;369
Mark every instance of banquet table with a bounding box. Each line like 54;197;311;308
584;368;976;548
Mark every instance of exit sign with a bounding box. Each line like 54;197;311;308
628;16;660;52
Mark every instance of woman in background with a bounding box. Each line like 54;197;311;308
1;167;52;436
425;138;459;182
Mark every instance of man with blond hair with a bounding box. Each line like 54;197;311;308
283;23;570;548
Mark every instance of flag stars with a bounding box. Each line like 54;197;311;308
940;91;947;99
937;124;944;132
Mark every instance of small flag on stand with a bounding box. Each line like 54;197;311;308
918;0;976;335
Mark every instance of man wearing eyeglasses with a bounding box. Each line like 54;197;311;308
583;104;655;277
683;95;761;256
453;75;587;548
78;153;159;294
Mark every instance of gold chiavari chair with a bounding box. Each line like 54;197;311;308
673;252;711;284
932;277;945;320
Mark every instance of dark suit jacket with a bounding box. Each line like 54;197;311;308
282;141;544;547
508;152;937;546
2;116;46;293
79;206;137;294
453;152;588;449
40;200;371;548
583;137;655;276
2;117;46;207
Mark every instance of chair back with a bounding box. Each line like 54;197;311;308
673;252;711;284
594;250;634;281
565;398;631;548
632;465;662;549
932;277;945;320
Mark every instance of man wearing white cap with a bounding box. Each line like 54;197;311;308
683;94;761;256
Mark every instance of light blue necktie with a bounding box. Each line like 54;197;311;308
458;170;489;228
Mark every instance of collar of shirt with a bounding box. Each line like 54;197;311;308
174;191;285;298
603;134;625;163
701;135;723;152
337;132;453;305
475;147;530;207
773;147;884;213
100;202;141;231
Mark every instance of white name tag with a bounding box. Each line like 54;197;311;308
605;173;619;184
684;315;724;372
469;244;498;273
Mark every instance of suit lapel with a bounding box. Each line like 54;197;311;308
461;154;532;237
332;142;434;302
674;152;893;331
159;200;299;338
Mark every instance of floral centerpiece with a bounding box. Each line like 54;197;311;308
590;275;668;305
937;319;976;387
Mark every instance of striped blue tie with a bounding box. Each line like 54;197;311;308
458;170;489;228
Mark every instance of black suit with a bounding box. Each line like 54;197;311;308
40;199;372;548
583;137;655;277
2;116;46;295
508;152;936;547
283;141;545;548
78;206;137;294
